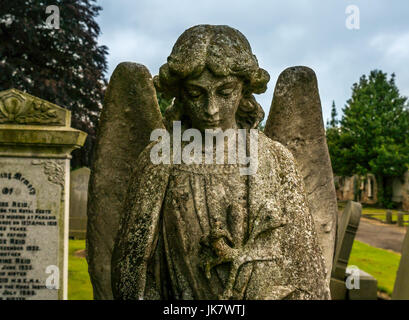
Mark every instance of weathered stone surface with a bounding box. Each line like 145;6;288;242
0;89;86;300
112;134;330;300
110;25;329;300
0;89;86;158
69;167;90;240
332;201;361;280
87;63;164;300
264;66;338;284
0;89;68;126
0;159;66;300
393;227;409;299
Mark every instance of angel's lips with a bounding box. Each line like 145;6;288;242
203;119;221;127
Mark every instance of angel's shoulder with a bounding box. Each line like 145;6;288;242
258;131;296;166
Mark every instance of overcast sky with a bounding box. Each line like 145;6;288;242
95;0;409;123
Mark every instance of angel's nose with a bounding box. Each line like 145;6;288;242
205;94;219;116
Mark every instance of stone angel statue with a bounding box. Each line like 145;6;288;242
86;25;338;300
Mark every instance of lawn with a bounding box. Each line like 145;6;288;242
68;239;402;299
348;240;401;296
338;201;409;225
68;240;93;300
362;210;409;225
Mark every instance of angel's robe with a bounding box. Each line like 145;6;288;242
111;132;330;300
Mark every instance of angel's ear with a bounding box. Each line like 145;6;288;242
87;62;164;300
264;66;338;285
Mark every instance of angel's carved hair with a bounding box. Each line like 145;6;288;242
154;24;270;129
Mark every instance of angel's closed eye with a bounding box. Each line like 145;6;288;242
217;83;237;97
186;87;203;98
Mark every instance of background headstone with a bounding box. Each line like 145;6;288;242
330;201;377;300
347;269;378;300
330;201;362;299
69;167;90;240
264;66;338;285
386;211;393;224
398;212;405;227
393;227;409;299
0;89;86;300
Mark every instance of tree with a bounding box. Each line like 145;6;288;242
157;92;173;115
327;100;338;128
327;70;409;207
0;0;108;168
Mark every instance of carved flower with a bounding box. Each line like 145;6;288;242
0;90;61;124
0;93;26;121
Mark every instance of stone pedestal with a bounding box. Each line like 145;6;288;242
0;89;86;300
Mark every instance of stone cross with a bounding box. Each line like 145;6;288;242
0;89;86;300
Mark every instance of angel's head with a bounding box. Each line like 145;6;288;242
154;24;270;132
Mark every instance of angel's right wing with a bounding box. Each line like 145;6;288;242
86;62;164;300
264;66;338;287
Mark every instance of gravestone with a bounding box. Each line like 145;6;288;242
69;167;90;240
332;201;362;279
386;211;393;224
393;227;409;299
347;269;378;300
0;89;86;300
397;212;407;227
330;201;377;300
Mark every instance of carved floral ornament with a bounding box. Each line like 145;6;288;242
32;159;65;192
0;89;65;126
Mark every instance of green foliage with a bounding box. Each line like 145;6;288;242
157;92;172;116
0;0;108;168
257;121;265;132
327;70;409;206
326;100;338;128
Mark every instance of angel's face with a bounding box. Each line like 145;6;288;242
181;68;243;132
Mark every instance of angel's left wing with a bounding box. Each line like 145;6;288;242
264;66;338;287
87;62;164;300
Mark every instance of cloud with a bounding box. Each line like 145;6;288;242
370;32;409;62
95;0;409;123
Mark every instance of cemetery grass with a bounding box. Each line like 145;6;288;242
362;210;409;224
349;240;401;296
67;239;401;299
68;240;93;300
